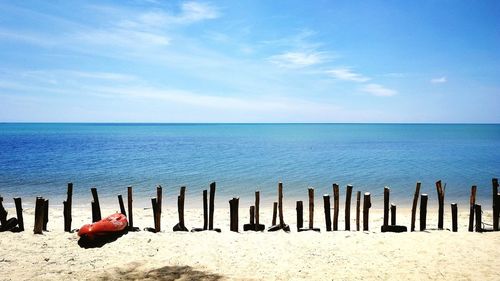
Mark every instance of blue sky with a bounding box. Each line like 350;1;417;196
0;0;499;122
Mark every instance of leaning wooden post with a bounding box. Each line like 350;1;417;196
323;194;332;231
356;191;361;231
420;194;428;231
127;186;134;230
345;185;353;231
362;192;371;231
468;185;477;232
209;182;216;230
33;197;44;234
475;204;482;233
229;197;239;232
14;197;24;232
390;204;396;226
410;182;421;232
118;195;126;216
272;202;277;226
493;178;499;231
333;183;339;231
42;199;49;231
203;190;208;230
436;180;445;229
91;187;101;222
451;203;458;232
63;182;73;232
383;187;390;227
151;198;159;232
296;201;303;231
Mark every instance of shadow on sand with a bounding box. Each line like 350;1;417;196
78;229;128;249
99;262;223;281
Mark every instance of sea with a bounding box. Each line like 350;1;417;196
0;123;499;209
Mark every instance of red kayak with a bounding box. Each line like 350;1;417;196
78;213;128;239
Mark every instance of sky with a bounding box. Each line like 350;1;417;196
0;0;499;123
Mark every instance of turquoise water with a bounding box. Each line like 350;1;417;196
0;123;499;208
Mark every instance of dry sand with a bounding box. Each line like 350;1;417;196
0;203;499;281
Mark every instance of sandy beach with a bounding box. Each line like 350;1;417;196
1;203;499;281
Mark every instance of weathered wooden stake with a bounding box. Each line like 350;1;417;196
151;198;159;232
127;186;135;230
229;197;239;232
209;182;216;230
323;194;332;231
420;194;428;231
356;191;361;231
410;182;421;232
254;191;264;230
272;202;277;226
173;186;188;231
468;185;477;232
436;180;445;229
155;185;162;232
118;195;126;216
383;187;390;227
14;197;24;232
390;204;396;226
33;197;44;234
451;203;458;232
296;201;303;231
268;182;290;232
363;192;371;231
345;185;353;231
91;187;101;222
42;199;49;231
249;206;255;225
63;182;73;232
475;204;482;233
493;178;499;231
333;183;339;231
203;190;208;230
299;188;320;232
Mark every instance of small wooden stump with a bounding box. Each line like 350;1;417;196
229;197;239;232
118;195;126;217
63;182;73;232
91;188;101;223
243;206;256;231
323;194;332;231
436;180;445;229
299;188;320;232
14;197;24;232
345;185;353;231
356;191;361;231
33;197;45;234
390;204;396;226
451;203;458;232
468;185;477;232
475;204;482;232
332;183;339;231
173;186;188;232
362;192;371;231
243;191;265;231
268;182;290;232
420;194;428;231
296;201;303;231
410;182;421;232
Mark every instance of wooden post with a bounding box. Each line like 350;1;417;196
390;204;396;226
42;199;49;231
249;206;255;225
333;183;339;231
468;185;477;232
0;196;7;226
278;182;285;227
383;187;390;227
63;182;73;232
174;186;188;231
272;202;277;226
127;186;134;230
451;203;458;232
155;185;162;232
296;201;303;231
420;194;428;231
323;194;332;231
203;190;208;230
493;178;499;231
33;197;44;234
308;188;314;229
496;193;500;232
118;195;126;216
91;187;101;222
229;197;239;232
356;191;361;231
362;192;371;231
14;197;24;232
410;182;421;232
475;204;482;233
209;182;216;230
151;198;159;232
345;185;353;231
436;180;445;229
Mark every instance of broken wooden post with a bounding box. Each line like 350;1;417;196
475;204;482;232
468;185;477;232
362;192;371;231
272;202;277;226
63;183;73;232
42;199;49;231
420;194;428;231
451;203;458;232
244;191;265;231
390;204;396;226
323;194;332;231
14;197;24;232
296;201;303;231
299;188;320;232
436;180;445;229
118;195;126;216
91;187;101;222
244;205;255;231
493;178;499;231
33;197;45;234
410;182;421;232
356;191;361;231
345;184;353;231
383;187;390;227
173;186;188;231
268;182;290;232
229;197;239;232
333;183;339;231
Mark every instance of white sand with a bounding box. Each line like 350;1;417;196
0;203;499;281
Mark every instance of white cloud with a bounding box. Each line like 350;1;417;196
430;76;447;84
360;83;397;97
326;68;370;82
178;1;219;23
269;51;325;68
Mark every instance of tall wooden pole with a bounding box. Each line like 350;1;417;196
410;182;421;232
451;203;458;232
63;182;73;232
383;187;390;227
333;183;339;231
323;194;332;231
475;204;482;232
363;192;371;231
272;202;277;226
296;201;303;231
209;182;216;230
278;182;284;227
14;197;24;232
202;189;208;230
345;185;353;230
436;180;445;229
229;197;239;232
356;191;361;231
420;194;428;231
127;186;134;229
468;185;477;232
308;188;314;229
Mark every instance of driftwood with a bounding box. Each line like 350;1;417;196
324;194;332;231
468;185;477;232
420;194;428;231
229;197;239;232
173;186;188;231
268;182;290;232
91;188;101;222
333;183;339;231
436;180;445;229
451;203;458;232
362;192;371;231
410;182;421;232
14;197;24;232
63;182;73;232
345;185;353;231
299;188;320;232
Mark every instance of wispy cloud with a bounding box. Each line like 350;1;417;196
360;83;397;97
326;68;370;82
430;76;447;84
269;51;326;68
